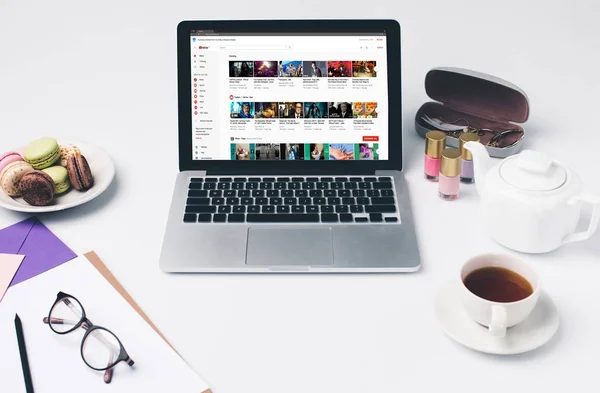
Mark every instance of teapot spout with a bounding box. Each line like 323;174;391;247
464;141;491;196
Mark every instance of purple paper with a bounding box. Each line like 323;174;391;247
0;217;77;287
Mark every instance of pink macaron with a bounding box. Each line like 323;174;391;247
0;151;24;174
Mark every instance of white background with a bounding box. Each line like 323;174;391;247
1;1;600;392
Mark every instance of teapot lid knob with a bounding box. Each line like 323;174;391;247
500;150;567;192
518;150;552;174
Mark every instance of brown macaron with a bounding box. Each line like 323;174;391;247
19;170;55;206
67;154;94;191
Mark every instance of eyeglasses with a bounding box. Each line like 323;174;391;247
42;292;134;384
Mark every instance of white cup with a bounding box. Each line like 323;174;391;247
459;254;541;338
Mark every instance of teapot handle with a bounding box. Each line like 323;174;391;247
562;193;600;244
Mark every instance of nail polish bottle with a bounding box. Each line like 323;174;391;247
439;148;461;201
459;133;480;184
424;131;446;182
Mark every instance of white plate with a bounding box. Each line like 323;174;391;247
435;281;559;355
0;141;115;213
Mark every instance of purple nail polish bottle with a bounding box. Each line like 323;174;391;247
459;133;480;184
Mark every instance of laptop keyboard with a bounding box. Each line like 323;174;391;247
183;176;399;224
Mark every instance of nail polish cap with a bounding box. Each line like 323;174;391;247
425;131;446;158
440;148;461;177
459;132;480;161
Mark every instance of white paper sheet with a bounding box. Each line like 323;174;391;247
0;256;210;393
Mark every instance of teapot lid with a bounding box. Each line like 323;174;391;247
499;150;567;191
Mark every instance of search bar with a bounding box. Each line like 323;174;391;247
218;45;291;51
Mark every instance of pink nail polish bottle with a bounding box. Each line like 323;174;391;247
424;131;446;182
459;132;480;184
439;148;462;201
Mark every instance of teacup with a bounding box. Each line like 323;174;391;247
459;253;541;337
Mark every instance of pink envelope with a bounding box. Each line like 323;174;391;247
0;217;77;287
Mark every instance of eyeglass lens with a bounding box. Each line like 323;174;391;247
82;327;122;370
49;296;84;334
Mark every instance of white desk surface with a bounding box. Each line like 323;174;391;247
1;1;599;392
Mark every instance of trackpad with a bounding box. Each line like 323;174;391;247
246;227;334;266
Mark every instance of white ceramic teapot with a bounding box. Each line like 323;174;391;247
464;141;600;253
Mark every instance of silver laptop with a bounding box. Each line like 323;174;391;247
159;19;421;272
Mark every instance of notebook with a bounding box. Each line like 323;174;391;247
0;253;211;393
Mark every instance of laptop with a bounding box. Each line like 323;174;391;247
159;19;421;272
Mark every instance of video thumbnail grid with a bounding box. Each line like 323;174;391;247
231;143;379;160
230;102;378;119
229;60;377;78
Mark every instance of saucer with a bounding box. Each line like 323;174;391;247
435;281;559;355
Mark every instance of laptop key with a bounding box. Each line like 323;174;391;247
232;183;244;190
248;177;261;182
263;177;275;182
355;217;369;223
197;214;211;222
338;190;350;197
371;197;395;205
316;182;329;189
267;190;279;197
188;190;208;197
342;197;355;205
292;177;304;182
209;190;222;197
335;177;348;182
246;214;319;223
328;197;341;205
340;213;353;222
189;183;204;189
234;177;247;182
310;190;323;197
212;198;225;205
218;206;231;213
292;205;304;213
205;178;218;183
357;197;370;205
238;190;251;197
344;182;357;189
306;177;318;182
364;177;377;182
248;205;260;213
224;190;236;197
260;183;272;189
227;214;245;223
335;205;349;213
379;177;392;181
369;213;383;222
213;214;226;222
233;205;246;213
256;198;268;205
284;197;296;205
203;183;216;190
289;182;301;190
246;183;259;189
302;183;315;189
365;205;397;213
226;198;240;205
274;182;286;190
187;198;210;205
277;206;290;213
321;206;334;213
321;213;338;222
186;205;217;213
353;190;366;197
358;182;371;189
295;190;308;197
299;198;311;205
321;177;333;182
190;178;203;182
282;190;294;197
313;198;326;205
241;198;254;205
306;205;319;213
270;198;283;205
252;190;264;197
262;206;275;214
277;177;290;182
373;182;393;189
350;205;364;213
367;190;380;197
385;217;398;223
219;178;232;182
324;190;336;197
381;189;394;197
331;182;344;190
349;177;362;182
183;214;196;223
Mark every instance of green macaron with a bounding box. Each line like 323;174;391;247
24;137;60;169
42;165;71;194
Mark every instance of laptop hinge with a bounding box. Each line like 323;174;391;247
207;168;375;176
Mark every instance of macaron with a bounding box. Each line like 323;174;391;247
0;151;24;174
67;154;94;191
19;171;55;206
23;137;60;169
0;161;34;196
59;144;81;167
42;166;71;194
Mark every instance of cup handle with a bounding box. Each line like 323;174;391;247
562;193;600;244
489;305;507;337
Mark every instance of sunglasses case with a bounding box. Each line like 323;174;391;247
414;67;530;158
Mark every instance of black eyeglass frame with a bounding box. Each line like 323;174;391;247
43;291;134;383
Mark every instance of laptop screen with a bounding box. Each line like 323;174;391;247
189;30;388;161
